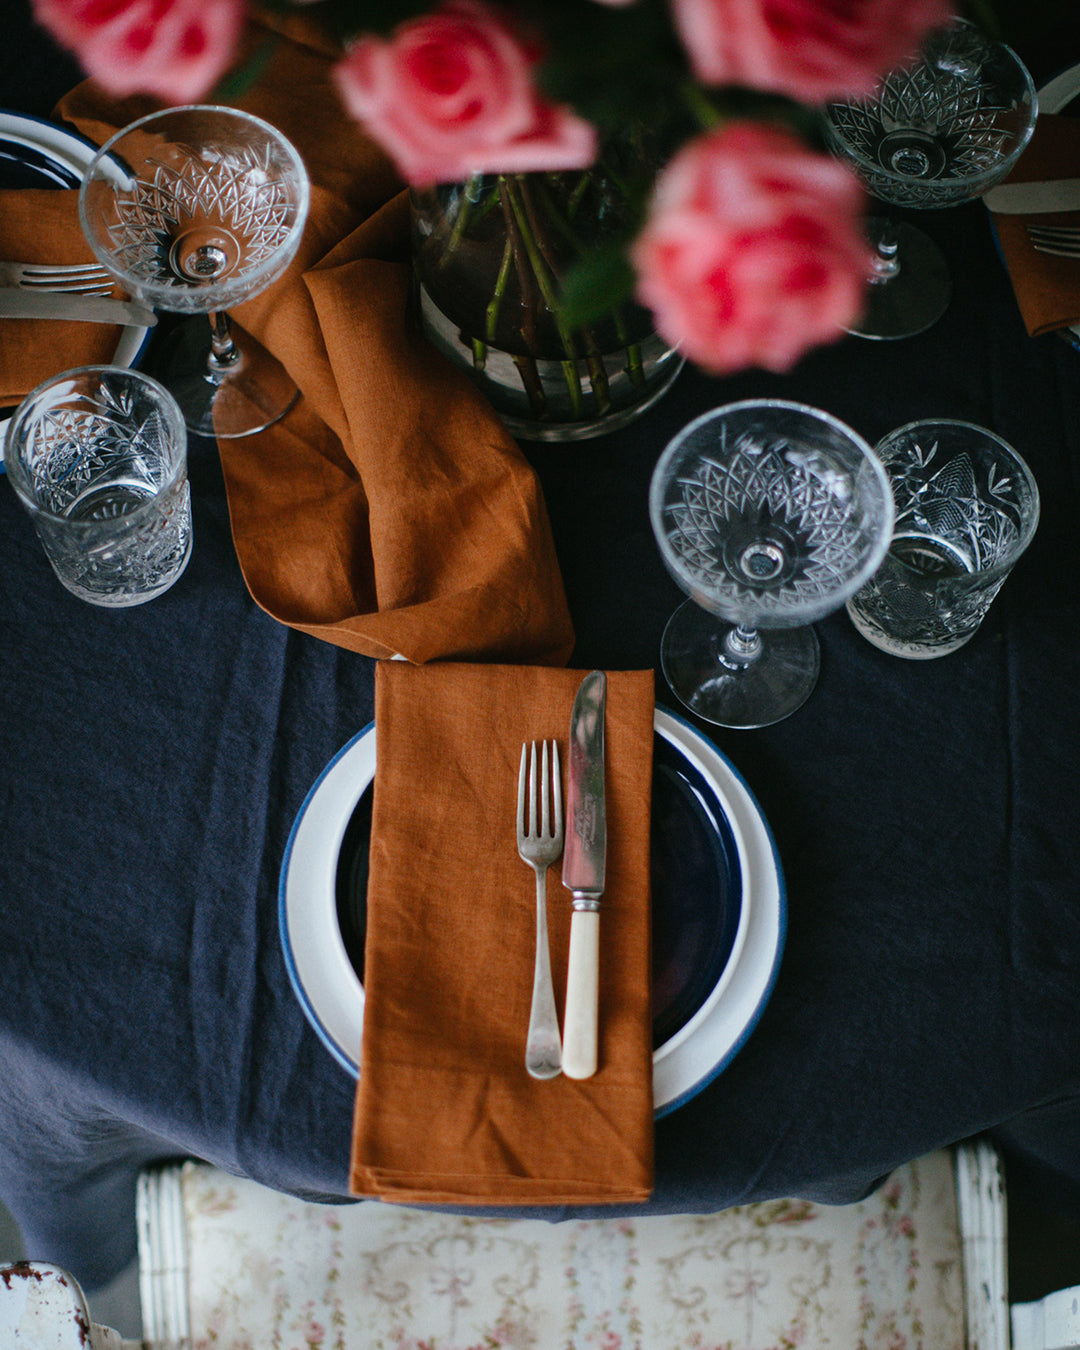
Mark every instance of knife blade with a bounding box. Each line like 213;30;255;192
983;177;1080;215
0;288;156;327
561;669;606;1080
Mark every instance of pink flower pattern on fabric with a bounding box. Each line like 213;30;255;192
670;0;955;103
632;122;872;374
31;0;246;103
333;0;597;186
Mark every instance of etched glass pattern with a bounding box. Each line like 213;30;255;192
661;429;880;623
826;24;1036;209
847;422;1039;658
81;108;309;319
8;370;192;607
105;142;295;299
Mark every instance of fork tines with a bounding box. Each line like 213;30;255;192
22;266;113;294
1026;224;1080;260
518;739;561;841
0;260;114;295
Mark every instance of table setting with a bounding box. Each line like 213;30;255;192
2;0;1080;1302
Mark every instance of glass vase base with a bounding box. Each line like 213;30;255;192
154;316;301;440
849;222;951;340
418;284;684;442
660;600;821;730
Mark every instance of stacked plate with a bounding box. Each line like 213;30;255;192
0;110;153;460
280;706;785;1118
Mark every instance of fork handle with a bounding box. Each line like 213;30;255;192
525;869;562;1080
562;909;599;1080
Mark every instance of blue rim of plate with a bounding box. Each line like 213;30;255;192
335;728;745;1054
0;109;154;468
279;705;786;1118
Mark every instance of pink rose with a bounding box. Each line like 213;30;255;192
32;0;246;103
333;0;597;186
670;0;955;102
632;122;872;374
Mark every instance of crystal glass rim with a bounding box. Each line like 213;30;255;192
5;364;188;527
825;25;1038;195
649;398;895;623
875;416;1041;571
78;104;311;309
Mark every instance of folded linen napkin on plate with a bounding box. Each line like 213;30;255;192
55;20;573;666
987;113;1080;337
0;189;124;407
350;661;655;1204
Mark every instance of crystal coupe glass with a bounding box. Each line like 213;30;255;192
650;401;894;729
825;22;1036;339
79;106;310;439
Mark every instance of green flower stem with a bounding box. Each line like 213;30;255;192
443;188;474;260
566;171;591;220
485;234;514;345
440;178;501;266
497;178;541;351
532;177;645;389
503;175;585;419
497;178;546;418
518;178;610;408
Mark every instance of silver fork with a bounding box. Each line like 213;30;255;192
0;259;114;294
517;740;564;1079
1026;224;1080;259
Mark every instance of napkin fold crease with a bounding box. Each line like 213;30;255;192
350;662;655;1204
46;21;573;666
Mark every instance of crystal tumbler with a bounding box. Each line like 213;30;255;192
847;419;1039;658
5;366;192;607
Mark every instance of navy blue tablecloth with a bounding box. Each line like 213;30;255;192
3;0;1080;1292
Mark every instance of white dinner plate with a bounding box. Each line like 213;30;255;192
279;706;785;1118
0;110;153;465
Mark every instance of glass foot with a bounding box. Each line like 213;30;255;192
660;600;820;730
153;316;300;439
849;222;951;340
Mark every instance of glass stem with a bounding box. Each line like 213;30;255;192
207;311;241;375
721;624;763;668
869;218;901;285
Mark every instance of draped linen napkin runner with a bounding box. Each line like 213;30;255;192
350;661;655;1204
53;21;574;666
0;189;125;407
988;113;1080;338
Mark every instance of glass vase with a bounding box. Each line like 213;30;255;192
410;163;683;442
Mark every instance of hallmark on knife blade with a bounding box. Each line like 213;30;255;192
573;793;600;849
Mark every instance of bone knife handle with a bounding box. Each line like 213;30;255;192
562;908;599;1079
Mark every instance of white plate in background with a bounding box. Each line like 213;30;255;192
0;110;153;467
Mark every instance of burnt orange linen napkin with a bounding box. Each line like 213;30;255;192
55;22;574;666
989;113;1080;337
0;189;125;406
351;661;655;1204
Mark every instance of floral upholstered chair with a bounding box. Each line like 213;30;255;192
130;1140;1062;1350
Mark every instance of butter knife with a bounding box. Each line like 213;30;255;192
561;670;606;1080
983;178;1080;215
0;289;156;327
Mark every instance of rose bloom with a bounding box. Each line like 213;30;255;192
670;0;955;103
334;0;596;186
32;0;246;103
632;122;872;374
